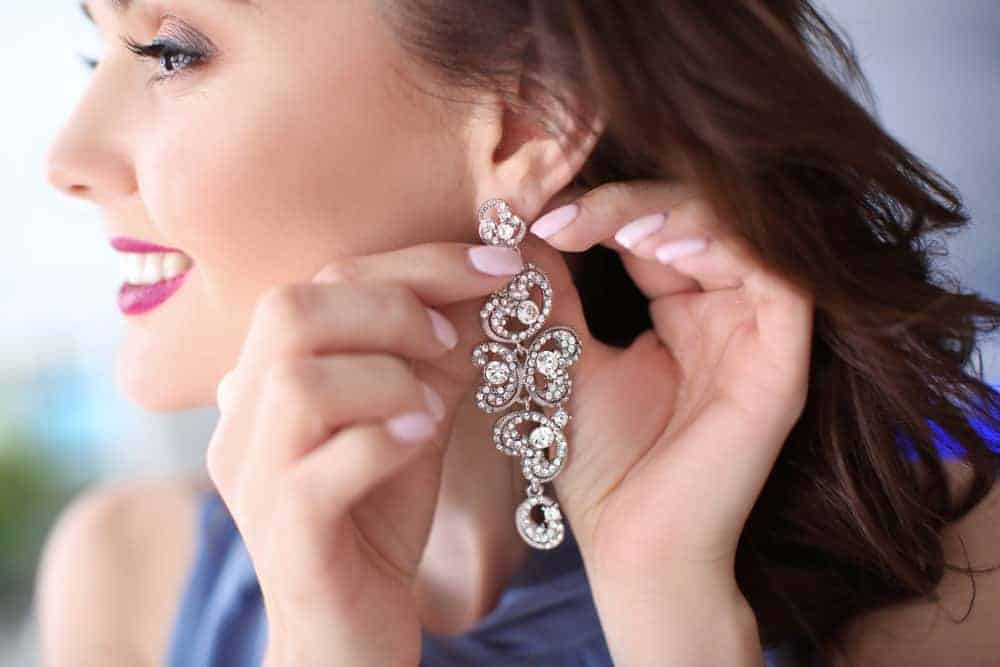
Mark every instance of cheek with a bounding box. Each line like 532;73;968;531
140;68;438;306
122;23;468;410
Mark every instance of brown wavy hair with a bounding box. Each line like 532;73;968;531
379;0;1000;662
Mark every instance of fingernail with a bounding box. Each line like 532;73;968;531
615;212;666;249
654;238;710;264
468;246;524;276
420;382;447;421
425;308;458;350
386;412;437;444
529;203;579;239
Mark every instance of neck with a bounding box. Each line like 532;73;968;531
414;388;533;636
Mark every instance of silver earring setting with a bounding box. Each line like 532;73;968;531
471;198;582;550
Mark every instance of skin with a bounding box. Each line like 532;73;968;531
44;0;600;660
38;0;1000;665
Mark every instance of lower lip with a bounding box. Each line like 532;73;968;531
118;270;191;316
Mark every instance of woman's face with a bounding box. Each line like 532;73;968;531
47;0;480;411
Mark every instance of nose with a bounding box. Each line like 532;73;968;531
46;72;137;203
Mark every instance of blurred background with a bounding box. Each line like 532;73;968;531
1;1;997;664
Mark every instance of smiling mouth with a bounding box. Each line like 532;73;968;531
119;250;193;285
116;250;194;315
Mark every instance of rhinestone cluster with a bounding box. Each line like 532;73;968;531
472;199;582;550
477;198;527;248
479;265;553;344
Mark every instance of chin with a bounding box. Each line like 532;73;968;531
114;333;212;413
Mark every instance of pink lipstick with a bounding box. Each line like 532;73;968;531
110;236;186;254
112;236;194;316
118;272;190;316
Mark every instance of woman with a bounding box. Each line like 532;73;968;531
37;0;1000;665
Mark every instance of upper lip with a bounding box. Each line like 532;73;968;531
110;236;188;254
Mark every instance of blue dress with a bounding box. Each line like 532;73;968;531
167;393;1000;666
165;490;804;666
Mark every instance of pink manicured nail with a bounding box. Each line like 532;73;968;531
468;246;524;275
654;238;710;264
425;308;458;350
386;412;437;444
529;203;579;239
614;212;666;249
420;382;447;421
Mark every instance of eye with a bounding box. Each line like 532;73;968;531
122;35;206;81
78;53;100;70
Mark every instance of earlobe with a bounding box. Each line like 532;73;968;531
468;87;605;225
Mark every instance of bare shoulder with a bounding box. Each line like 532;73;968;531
34;474;207;667
832;459;1000;666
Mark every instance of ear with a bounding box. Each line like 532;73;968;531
466;78;606;226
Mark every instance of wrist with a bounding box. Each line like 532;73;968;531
260;592;422;667
263;630;420;667
589;565;763;667
264;645;417;667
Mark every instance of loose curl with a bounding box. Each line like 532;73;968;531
379;0;1000;662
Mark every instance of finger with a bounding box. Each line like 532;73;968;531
237;280;462;372
527;180;698;254
312;241;526;307
630;205;814;383
249;419;437;581
251;353;445;468
529;182;726;301
608;196;726;298
617;251;702;300
287;418;437;520
208;352;443;489
648;231;814;366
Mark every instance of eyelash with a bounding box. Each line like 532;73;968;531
78;34;208;82
121;35;206;82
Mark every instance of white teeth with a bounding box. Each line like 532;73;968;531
141;253;162;284
126;254;145;284
163;253;187;279
119;251;193;286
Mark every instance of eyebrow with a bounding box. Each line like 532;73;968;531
80;0;255;23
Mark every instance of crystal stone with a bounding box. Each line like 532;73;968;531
479;220;496;241
536;350;560;377
516;300;540;325
484;360;510;385
529;425;555;449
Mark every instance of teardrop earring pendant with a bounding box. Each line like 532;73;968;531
471;198;582;550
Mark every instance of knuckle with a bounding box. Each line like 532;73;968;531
383;352;419;381
676;197;723;234
255;285;311;332
578;182;630;221
371;353;421;400
366;283;421;331
314;256;361;284
264;357;319;406
266;359;331;443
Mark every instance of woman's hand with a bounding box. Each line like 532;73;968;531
207;242;526;667
521;181;813;665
